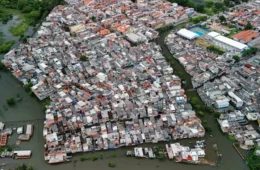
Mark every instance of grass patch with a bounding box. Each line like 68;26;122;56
9;21;30;36
227;28;241;38
0;7;29;36
0;41;14;54
228;135;236;141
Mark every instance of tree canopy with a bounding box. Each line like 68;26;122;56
80;55;88;61
232;55;240;62
219;15;226;23
244;22;253;30
0;0;65;25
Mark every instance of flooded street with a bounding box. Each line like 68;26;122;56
0;18;250;170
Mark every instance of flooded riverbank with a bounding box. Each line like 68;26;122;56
0;19;250;170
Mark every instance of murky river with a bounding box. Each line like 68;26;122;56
0;17;250;170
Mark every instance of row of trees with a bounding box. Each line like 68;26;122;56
196;0;226;14
169;0;248;15
0;9;13;23
242;47;258;57
206;45;225;55
190;15;207;24
0;0;65;25
190;96;221;133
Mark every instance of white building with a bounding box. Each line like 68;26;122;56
38;63;48;73
177;28;199;40
206;31;248;54
215;97;230;109
228;91;243;108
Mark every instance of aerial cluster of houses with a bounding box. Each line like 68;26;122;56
0;122;33;159
165;31;229;88
129;141;206;164
223;1;260;31
166;142;206;163
197;54;260;149
164;0;260;150
1;0;205;164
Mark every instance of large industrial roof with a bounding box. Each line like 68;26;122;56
215;35;248;50
177;28;198;40
207;31;248;50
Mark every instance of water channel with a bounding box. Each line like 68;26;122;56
0;17;251;170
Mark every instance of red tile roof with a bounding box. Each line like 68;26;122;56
233;30;259;43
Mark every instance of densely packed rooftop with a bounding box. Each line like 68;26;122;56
2;0;205;164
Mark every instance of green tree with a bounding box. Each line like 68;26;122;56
80;55;88;61
194;104;201;110
7;97;15;105
219;15;226;22
196;4;205;13
205;0;214;8
28;164;33;170
191;97;198;105
17;0;26;10
244;22;253;30
223;0;231;6
92;155;98;161
214;112;221;118
15;163;27;170
242;47;258;57
207;45;225;55
191;16;207;24
108;162;116;167
197;111;204;117
214;2;225;10
0;41;14;54
203;106;214;113
28;10;40;20
232;55;240;62
91;16;97;22
80;156;87;161
111;152;116;157
23;82;33;92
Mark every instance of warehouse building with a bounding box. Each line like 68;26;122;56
206;31;248;54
